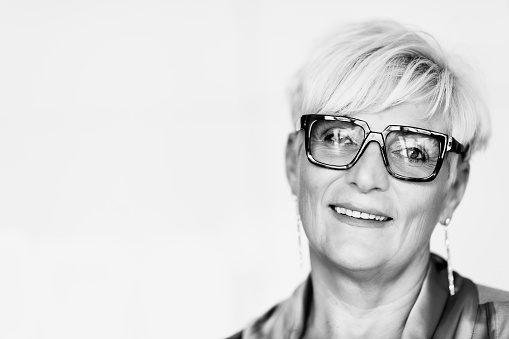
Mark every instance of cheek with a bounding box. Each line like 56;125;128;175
298;163;322;226
297;158;338;244
298;153;327;204
397;183;447;248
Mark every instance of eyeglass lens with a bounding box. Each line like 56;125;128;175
309;120;441;179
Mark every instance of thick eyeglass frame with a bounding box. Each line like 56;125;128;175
297;114;469;182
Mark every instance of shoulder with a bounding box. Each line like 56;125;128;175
226;278;311;339
477;284;509;304
224;331;242;339
223;303;282;339
474;285;509;338
474;301;509;338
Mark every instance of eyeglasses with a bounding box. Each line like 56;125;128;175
297;114;469;182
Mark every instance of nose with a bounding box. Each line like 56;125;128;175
344;140;390;193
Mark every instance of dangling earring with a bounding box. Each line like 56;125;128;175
293;195;304;269
442;217;455;296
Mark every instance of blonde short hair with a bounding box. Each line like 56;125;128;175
289;20;491;156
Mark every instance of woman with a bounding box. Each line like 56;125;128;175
229;20;509;338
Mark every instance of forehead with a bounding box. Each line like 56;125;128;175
328;103;448;134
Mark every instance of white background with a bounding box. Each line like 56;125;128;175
0;0;507;338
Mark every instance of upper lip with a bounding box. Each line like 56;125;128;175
330;202;392;219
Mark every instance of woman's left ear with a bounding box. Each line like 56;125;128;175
441;161;470;221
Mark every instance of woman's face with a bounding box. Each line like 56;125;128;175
286;103;468;273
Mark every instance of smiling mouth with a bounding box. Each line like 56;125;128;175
331;206;392;222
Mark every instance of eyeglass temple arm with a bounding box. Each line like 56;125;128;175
296;115;307;131
448;137;470;158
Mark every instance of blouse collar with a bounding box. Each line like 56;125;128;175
243;254;479;339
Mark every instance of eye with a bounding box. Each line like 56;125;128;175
340;135;355;145
396;147;428;162
323;128;358;146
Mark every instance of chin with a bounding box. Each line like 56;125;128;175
318;239;393;272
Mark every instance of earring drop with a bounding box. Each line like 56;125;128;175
293;195;304;269
442;217;455;296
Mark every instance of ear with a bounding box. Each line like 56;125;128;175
440;160;470;223
285;132;301;196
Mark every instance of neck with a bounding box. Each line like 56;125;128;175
303;248;429;339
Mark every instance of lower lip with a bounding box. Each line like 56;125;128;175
329;207;392;228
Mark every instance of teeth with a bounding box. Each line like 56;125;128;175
334;206;388;221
